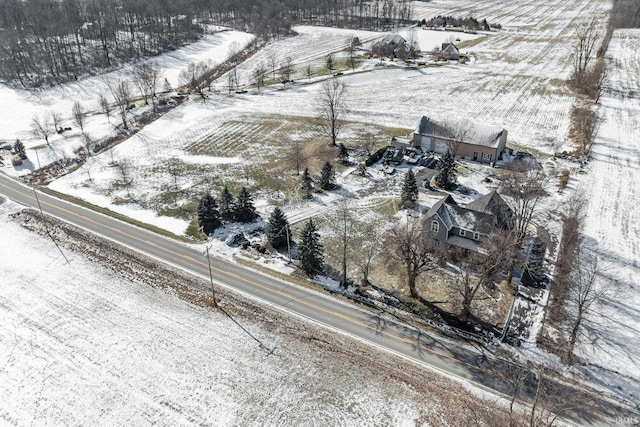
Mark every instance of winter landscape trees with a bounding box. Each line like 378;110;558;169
298;219;324;276
317;80;348;146
0;0;413;87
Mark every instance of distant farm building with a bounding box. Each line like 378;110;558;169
372;34;416;59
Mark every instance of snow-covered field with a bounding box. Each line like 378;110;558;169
0;200;509;425
1;0;638;410
0;28;254;152
572;29;640;403
27;0;606;236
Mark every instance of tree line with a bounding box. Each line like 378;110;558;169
0;0;413;87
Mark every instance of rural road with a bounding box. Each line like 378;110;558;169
0;173;633;426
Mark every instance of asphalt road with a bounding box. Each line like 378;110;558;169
0;173;633;426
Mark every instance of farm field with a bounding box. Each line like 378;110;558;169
570;29;640;403
40;0;610;237
2;0;639;412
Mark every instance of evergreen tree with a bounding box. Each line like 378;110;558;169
266;207;290;248
13;139;26;158
219;186;235;221
300;168;313;199
234;186;257;222
401;168;419;208
338;143;349;164
434;151;457;189
298;219;324;276
320;161;336;190
197;193;221;236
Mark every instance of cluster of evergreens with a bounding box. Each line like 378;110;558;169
197;186;256;235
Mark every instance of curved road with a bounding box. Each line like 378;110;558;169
0;173;632;425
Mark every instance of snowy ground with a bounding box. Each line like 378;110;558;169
0;200;517;426
1;0;637;410
568;29;640;404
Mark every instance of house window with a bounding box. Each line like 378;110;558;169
460;229;466;237
473;232;480;240
482;153;492;161
431;221;439;233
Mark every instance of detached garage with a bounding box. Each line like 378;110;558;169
412;116;508;164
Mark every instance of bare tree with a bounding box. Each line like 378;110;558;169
305;64;314;80
267;51;279;79
571;18;601;85
351;216;385;285
279;56;293;83
452;229;519;320
359;128;377;156
564;246;613;364
71;101;85;136
116;158;133;198
105;79;132;130
500;165;548;243
324;199;356;288
252;63;267;91
99;94;111;123
179;60;212;99
571;107;599;158
51;110;64;134
325;54;334;72
72;101;90;153
550;193;586;322
30;112;54;148
383;218;440;298
317;80;348;146
500;363;530;427
287;139;307;175
133;61;162;111
167;158;180;191
345;38;357;71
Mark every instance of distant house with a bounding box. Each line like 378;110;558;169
372;34;415;59
412;116;508;163
440;43;460;60
423;191;513;252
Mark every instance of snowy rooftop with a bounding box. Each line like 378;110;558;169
415;116;505;148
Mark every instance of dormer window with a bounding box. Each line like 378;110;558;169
473;232;480;240
431;221;439;233
460;229;466;237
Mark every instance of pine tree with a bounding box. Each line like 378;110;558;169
320;161;336;190
298;219;324;276
434;151;457;189
266;207;290;248
401;168;419;208
13;139;26;158
338;143;349;164
219;186;235;221
197;193;221;236
234;186;257;222
300;168;313;199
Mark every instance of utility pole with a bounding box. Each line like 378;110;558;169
284;225;291;263
34;147;41;170
33;185;70;264
205;245;218;308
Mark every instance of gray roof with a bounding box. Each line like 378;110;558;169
415;116;505;149
441;43;460;54
465;190;514;230
425;191;513;236
448;205;496;234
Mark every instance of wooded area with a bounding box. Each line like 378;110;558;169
0;0;413;87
